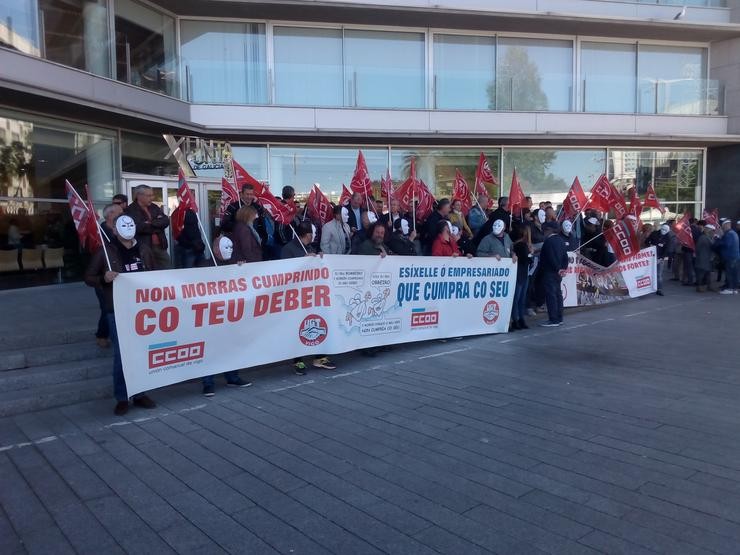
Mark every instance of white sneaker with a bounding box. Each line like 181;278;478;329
526;308;536;317
719;289;734;295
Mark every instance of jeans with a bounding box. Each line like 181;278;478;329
543;272;563;323
656;259;664;292
95;287;109;339
107;313;144;402
175;244;203;269
512;276;529;321
202;371;240;387
726;259;739;290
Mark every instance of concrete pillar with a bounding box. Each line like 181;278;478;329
709;37;740;134
83;1;110;78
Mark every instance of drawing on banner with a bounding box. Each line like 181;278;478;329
335;269;396;335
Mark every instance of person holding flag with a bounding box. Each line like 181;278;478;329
84;214;157;416
171;171;205;269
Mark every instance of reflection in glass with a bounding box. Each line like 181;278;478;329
0;114;116;202
344;30;425;109
581;42;636;113
121;132;180;176
274;27;343;107
609;150;654;194
114;0;177;97
181;21;267;104
638;45;707;114
390;149;501;199
496;38;572;111
503;149;606;205
194;145;269;182
0;0;39;55
434;34;495;110
269;146;388;202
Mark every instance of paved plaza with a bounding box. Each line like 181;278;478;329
1;285;739;554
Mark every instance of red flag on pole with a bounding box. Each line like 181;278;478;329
415;180;435;223
350;151;373;198
307;185;333;225
452;169;473;215
380;170;393;204
559;177;588;222
171;169;199;240
508;169;526;217
219;178;239;217
604;217;641;263
231;159;264;192
702;208;719;229
587;174;628;219
65;180;97;251
643;182;665;215
83;184;102;251
339;184;352;207
628;186;642;220
394;159;419;214
673;212;695;251
474;152;496;195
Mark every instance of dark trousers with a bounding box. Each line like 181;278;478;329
94;287;109;339
543;272;564;324
682;252;695;284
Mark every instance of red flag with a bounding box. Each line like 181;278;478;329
231;159;264;192
559;177;588;222
171;169;199;240
452;169;473;215
83;184;102;251
474;152;496;198
350;150;373;198
394;159;418;213
604;217;641;263
339;184;352;207
257;185;294;225
509;169;526;216
673;212;695;251
643;182;665;215
415;180;435;223
702;208;719;229
628;186;642;219
220;178;239;217
380;170;393;202
65;180;93;250
307;185;333;225
587;175;628;219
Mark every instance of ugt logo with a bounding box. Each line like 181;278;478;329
482;300;500;325
299;314;328;347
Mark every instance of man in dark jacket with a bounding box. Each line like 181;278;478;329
281;222;337;374
420;198;450;254
174;209;205;268
84;214;157;416
221;183;273;259
125;185;171;269
387;218;417;256
646;224;671;295
539;221;569;327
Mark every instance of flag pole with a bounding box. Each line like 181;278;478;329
66;180;111;271
290;224;308;255
194;212;217;266
572;231;604;254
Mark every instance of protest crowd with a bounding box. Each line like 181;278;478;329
67;151;739;415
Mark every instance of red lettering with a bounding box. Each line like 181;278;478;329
227;298;244;322
207;282;217;296
209;301;225;325
254;295;269;316
269;291;284;314
192;303;208;327
135;309;156;335
300;287;313;308
160;307;179;332
315;285;330;307
285;289;299;311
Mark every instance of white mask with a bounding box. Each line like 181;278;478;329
341;207;349;224
311;224;317;243
660;224;670;235
451;225;460;236
562;220;573;235
367;211;378;224
400;219;410;236
492;220;505;236
446;221;454;234
115;215;136;240
218;236;233;260
537;210;546;224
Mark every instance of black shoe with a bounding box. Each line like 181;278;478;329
539;321;560;328
114;401;129;416
656;290;664;296
202;385;215;397
132;395;156;409
510;320;520;331
517;319;529;330
226;378;252;388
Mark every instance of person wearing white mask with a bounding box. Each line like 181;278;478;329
387;218;417;256
321;205;352;255
646;223;671;296
560;219;577;250
476;219;516;261
84;214;157;416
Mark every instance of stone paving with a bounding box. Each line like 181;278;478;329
1;284;739;554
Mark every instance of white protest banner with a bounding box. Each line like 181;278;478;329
114;255;517;396
562;246;657;307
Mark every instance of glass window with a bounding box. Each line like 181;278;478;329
36;0;111;77
344;30;425;109
581;42;636;113
269;146;388;202
502;149;606;206
654;151;702;205
274;27;343;107
608;150;654;194
434;34;495;110
637;45;707;114
121;132;179;176
181;20;267;104
193;145;268;181
114;0;177;97
390;148;501;198
0;0;40;55
496;38;573;111
0;113;116;202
